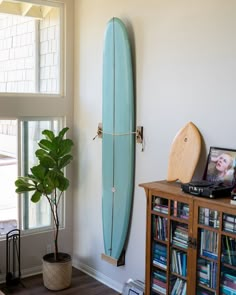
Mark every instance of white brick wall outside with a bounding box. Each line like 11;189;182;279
0;7;60;94
39;8;59;93
0;14;35;93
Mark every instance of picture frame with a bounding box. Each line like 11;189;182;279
203;146;236;186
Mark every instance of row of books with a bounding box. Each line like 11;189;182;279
199;208;219;228
171;249;187;277
153;215;168;241
152;270;167;295
220;272;236;295
153;243;167;269
153;197;168;214
172;223;189;249
171;278;187;295
172;201;189;220
200;229;218;259
153;203;168;214
222;236;236;266
153;197;190;221
197;259;217;289
223;214;236;233
198;210;236;233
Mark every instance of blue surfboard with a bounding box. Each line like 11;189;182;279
102;17;135;263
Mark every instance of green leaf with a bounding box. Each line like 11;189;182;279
15;178;36;193
39;155;56;169
31;191;42;203
57;139;74;157
31;165;47;181
35;149;48;159
58;127;69;139
57;175;69;191
38;139;55;153
44;170;59;188
15;178;30;187
58;154;73;169
42;129;55;141
15;186;35;193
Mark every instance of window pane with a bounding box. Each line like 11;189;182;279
21;119;62;230
0;120;17;236
0;2;61;94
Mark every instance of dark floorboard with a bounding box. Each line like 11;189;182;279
0;268;121;295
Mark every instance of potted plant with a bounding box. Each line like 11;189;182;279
15;127;74;291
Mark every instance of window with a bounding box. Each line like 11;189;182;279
0;0;63;94
0;0;71;239
0;118;64;237
20;118;64;230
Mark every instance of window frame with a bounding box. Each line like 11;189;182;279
16;117;66;237
0;0;72;240
0;0;65;97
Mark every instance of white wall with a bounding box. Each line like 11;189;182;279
73;0;236;292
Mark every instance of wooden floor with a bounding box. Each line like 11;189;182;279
0;268;121;295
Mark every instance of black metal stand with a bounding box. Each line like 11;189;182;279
6;229;22;287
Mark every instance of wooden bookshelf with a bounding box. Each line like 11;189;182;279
140;180;236;295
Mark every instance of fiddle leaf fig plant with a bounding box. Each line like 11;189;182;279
15;127;74;261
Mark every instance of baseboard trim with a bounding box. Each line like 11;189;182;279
73;260;123;293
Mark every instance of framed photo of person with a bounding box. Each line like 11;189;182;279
203;147;236;186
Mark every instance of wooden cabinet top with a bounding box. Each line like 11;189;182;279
139;180;235;210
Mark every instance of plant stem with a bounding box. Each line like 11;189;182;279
46;193;59;260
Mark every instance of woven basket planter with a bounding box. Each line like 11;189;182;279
42;253;72;291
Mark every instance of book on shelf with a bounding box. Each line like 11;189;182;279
172;201;189;219
222;235;236;266
202;249;218;260
153;269;167;282
173;200;178;217
221;273;236;294
152;283;166;295
153;278;166;289
153;204;168;214
182;253;187;277
223;214;236;233
224;272;236;283
171;278;186;295
200;229;218;258
197;260;217;289
224;214;236;223
153;243;167;269
209;210;219;228
222;279;236;290
152;270;167;295
199;208;219;228
204;208;210;225
153;197;168;214
153;259;167;269
220;284;236;295
172;223;189;249
171;249;187;277
153;215;168;241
